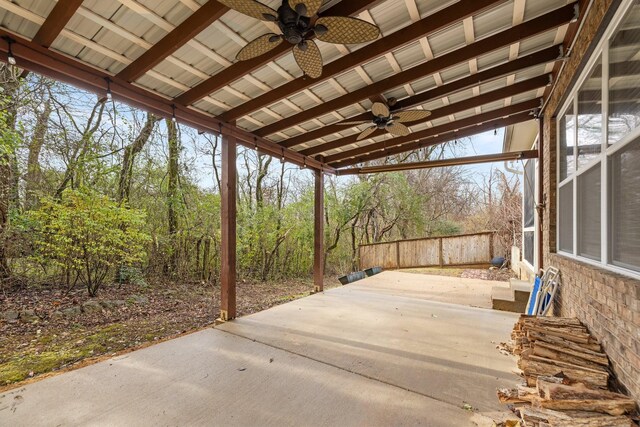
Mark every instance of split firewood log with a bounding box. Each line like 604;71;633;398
527;330;603;353
520;357;609;389
534;380;637;416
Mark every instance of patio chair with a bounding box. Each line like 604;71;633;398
526;267;561;316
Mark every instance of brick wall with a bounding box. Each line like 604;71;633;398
542;0;640;404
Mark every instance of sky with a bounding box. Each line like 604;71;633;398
182;126;525;191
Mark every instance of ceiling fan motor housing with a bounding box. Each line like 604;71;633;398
373;115;391;129
277;4;311;45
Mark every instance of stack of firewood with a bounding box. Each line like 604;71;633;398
497;315;638;426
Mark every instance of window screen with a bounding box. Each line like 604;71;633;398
560;106;575;181
610;137;640;271
523;231;535;266
578;164;601;260
559;183;574;253
577;56;602;168
608;8;640;145
523;160;535;229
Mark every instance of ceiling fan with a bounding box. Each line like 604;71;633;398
218;0;380;78
338;102;432;141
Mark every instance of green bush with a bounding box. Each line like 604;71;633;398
28;189;150;296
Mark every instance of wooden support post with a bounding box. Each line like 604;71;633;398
396;241;401;269
439;238;444;267
220;134;237;321
313;170;324;293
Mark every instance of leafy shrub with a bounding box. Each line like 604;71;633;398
28;189;150;296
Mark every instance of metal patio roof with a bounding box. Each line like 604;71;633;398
0;0;585;172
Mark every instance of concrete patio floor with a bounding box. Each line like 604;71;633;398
0;272;519;426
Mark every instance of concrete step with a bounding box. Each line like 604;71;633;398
510;279;533;303
491;286;528;313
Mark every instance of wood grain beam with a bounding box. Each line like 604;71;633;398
32;0;85;48
281;45;560;149
301;74;550;157
333;111;534;168
219;0;508;122
117;0;229;82
0;28;334;173
175;0;383;106
313;169;324;293
337;150;539;175
220;133;237;321
254;2;576;138
328;100;539;167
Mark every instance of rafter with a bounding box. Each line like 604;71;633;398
327;99;540;166
332;111;535;168
32;0;84;48
0;28;333;173
302;74;550;157
282;45;560;150
337;150;539;175
117;0;229;82
219;0;508;122
174;0;382;106
254;2;577;138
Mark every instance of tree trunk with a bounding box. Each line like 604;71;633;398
25;100;52;209
166;118;179;273
0;65;21;279
117;113;159;204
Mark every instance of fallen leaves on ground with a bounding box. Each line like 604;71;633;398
0;277;337;388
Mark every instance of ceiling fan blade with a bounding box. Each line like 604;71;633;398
337;120;370;126
293;40;323;79
357;126;377;141
315;16;380;45
217;0;278;21
393;110;432;123
386;122;410;137
288;0;322;17
236;34;283;61
371;102;390;118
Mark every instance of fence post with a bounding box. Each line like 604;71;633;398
396;241;400;269
489;232;495;260
439;237;444;267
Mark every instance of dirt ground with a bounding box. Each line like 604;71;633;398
0;277;337;389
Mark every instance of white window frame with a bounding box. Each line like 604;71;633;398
556;0;640;280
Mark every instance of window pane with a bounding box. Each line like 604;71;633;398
578;163;601;260
523;160;535;228
523;231;535;265
559;182;574;253
608;3;640;144
560;104;575;181
577;56;602;168
610;137;640;271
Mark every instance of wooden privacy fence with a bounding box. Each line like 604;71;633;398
359;231;502;270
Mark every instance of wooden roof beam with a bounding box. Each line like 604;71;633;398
175;0;383;106
220;0;508;122
117;0;229;82
301;73;551;156
328;99;539;167
282;45;560;149
332;110;535;168
254;2;577;138
0;28;333;173
337;150;538;175
32;0;85;48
